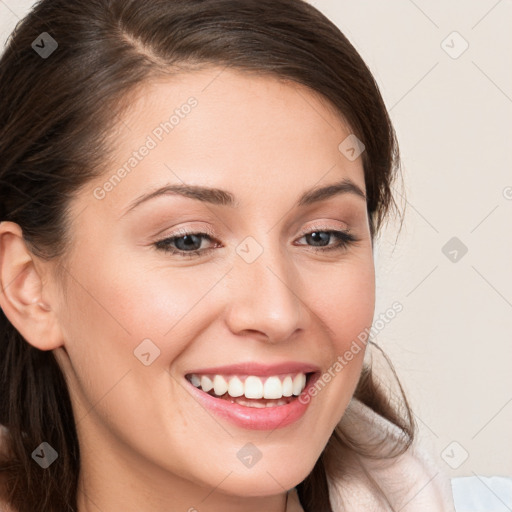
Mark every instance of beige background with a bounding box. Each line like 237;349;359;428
1;0;511;479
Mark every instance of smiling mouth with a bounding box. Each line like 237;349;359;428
185;372;316;408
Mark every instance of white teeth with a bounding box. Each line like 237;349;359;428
188;372;309;400
244;400;266;408
268;399;287;407
282;376;293;397
244;376;264;399
213;375;228;396
228;376;244;397
200;375;213;392
292;374;306;396
229;397;288;408
263;376;283;399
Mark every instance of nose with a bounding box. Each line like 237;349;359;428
224;241;308;344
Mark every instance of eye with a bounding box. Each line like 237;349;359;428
153;226;359;258
295;226;359;253
154;230;218;258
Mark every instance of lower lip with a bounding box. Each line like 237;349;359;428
184;373;319;430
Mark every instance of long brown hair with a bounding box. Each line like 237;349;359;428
0;1;413;510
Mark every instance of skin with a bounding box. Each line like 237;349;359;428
0;67;375;512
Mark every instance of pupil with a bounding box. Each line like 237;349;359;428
177;234;200;251
308;231;329;246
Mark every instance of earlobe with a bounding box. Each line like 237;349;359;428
0;221;63;351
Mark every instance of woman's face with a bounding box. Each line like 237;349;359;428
51;67;375;509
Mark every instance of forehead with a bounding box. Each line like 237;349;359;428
81;67;366;216
115;66;355;158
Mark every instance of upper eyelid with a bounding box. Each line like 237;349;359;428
162;223;350;238
297;223;350;235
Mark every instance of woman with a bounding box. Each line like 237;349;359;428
0;0;455;510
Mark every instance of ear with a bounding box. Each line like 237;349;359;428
0;221;63;350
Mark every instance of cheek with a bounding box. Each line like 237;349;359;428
62;250;213;347
304;256;375;419
313;255;376;348
53;252;187;405
55;250;232;415
54;252;229;473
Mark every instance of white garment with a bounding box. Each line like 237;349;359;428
286;397;456;511
452;476;512;511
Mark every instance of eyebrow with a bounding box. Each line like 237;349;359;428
122;177;366;216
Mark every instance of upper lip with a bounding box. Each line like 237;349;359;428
185;361;321;377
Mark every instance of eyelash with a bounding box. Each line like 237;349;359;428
154;226;359;258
